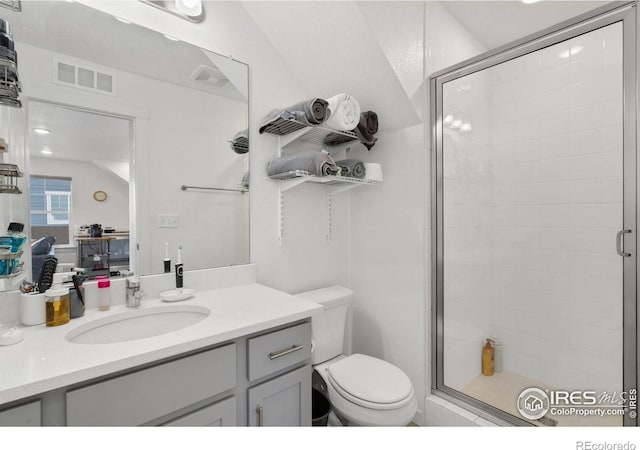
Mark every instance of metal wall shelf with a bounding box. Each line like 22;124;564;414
0;162;23;194
269;133;380;245
262;116;358;147
271;170;381;193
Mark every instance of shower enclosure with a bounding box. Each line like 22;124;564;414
431;2;637;426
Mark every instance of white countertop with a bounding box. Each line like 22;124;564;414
0;283;322;405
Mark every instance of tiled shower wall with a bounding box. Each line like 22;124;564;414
444;23;623;394
443;71;492;390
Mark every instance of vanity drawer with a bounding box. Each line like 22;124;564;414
66;343;236;426
0;400;41;426
247;322;311;381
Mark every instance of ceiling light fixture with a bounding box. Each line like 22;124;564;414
41;148;52;155
140;0;204;23
33;128;51;135
443;114;454;125
522;0;541;4
174;0;202;17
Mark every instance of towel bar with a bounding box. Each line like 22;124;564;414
180;185;248;193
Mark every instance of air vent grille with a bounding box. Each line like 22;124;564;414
0;1;21;12
53;59;115;96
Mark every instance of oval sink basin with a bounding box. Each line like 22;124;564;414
65;305;210;345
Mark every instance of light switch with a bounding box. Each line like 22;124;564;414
158;214;179;228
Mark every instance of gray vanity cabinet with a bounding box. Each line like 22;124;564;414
248;365;311;426
0;319;313;426
164;396;237;426
0;400;41;426
66;343;237;426
246;322;312;426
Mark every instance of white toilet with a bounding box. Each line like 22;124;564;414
297;286;417;426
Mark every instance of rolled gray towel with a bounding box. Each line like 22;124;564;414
230;129;249;154
353;111;378;150
267;150;340;177
335;159;366;179
259;98;329;133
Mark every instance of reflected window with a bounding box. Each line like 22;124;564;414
30;176;72;245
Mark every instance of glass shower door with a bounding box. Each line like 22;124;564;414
433;12;636;427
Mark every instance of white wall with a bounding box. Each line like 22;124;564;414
349;2;486;425
16;40;249;276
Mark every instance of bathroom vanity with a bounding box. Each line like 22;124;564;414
0;283;321;426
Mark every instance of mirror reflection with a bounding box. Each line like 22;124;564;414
0;0;249;288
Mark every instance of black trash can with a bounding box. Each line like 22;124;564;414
312;387;331;426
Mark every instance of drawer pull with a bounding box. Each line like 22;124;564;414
256;405;264;427
268;344;304;360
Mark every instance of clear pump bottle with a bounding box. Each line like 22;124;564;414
97;276;111;311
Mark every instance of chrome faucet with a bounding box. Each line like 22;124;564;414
126;277;143;308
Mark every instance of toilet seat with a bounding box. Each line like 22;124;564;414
327;354;414;411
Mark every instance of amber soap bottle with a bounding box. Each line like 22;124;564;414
482;338;495;376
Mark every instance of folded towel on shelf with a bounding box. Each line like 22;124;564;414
324;93;361;131
335;159;366;179
259;97;330;133
353;111;378;150
230;129;249;154
267;150;340;177
241;171;250;190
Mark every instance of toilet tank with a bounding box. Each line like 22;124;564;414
296;286;352;365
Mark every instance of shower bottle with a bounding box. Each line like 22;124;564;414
481;338;495;376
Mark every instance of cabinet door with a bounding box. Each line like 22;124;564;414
248;365;311;427
67;343;236;426
164;397;236;427
0;401;41;426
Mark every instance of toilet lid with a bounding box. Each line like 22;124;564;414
327;354;413;409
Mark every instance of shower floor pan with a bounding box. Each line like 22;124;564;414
462;371;622;427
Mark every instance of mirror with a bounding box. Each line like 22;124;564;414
0;0;249;286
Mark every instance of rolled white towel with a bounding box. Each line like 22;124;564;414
324;93;361;131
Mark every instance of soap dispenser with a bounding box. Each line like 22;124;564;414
45;285;70;327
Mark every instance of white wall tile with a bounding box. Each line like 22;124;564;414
568;178;621;204
568;128;605;156
569;203;622;228
540;63;570;92
568;78;603;109
478;22;624;399
569;103;603;132
570;53;603;84
569;274;621;304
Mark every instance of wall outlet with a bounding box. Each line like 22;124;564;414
158;214;179;228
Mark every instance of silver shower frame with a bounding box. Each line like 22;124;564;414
430;1;638;427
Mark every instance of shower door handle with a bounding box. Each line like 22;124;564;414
616;229;632;257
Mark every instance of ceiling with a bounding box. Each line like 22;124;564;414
439;1;611;50
28;101;131;164
2;0;245;101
